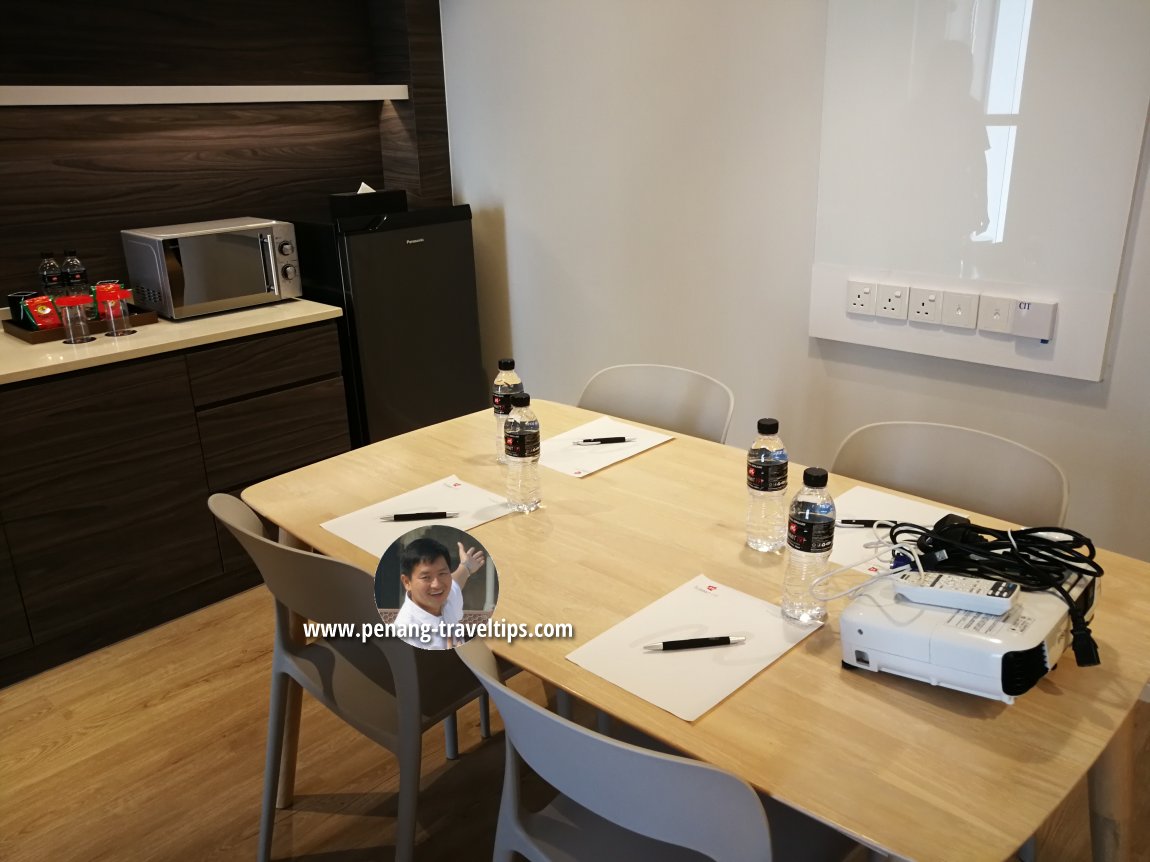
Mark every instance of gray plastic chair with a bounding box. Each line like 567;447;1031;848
833;421;1069;527
209;493;493;862
457;639;859;862
577;364;735;444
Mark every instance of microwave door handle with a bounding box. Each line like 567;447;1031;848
259;233;280;295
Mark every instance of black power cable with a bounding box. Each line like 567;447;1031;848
886;514;1103;667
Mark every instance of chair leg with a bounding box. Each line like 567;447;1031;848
1016;835;1036;862
276;608;307;809
259;670;291;862
395;731;422;862
444;712;459;760
480;691;492;739
275;677;303;808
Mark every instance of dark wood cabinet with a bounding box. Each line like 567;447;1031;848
0;358;219;645
0;321;349;685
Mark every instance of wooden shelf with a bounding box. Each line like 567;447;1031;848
0;84;409;106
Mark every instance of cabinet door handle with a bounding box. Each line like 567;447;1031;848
259;233;280;295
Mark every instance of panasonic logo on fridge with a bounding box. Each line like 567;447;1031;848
406;238;425;245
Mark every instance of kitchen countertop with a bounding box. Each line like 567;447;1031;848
0;299;342;386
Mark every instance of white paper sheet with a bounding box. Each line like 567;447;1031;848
321;475;509;558
566;575;818;721
830;486;955;574
539;416;671;477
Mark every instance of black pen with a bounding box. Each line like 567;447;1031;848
836;519;878;528
379;511;459;522
643;635;746;652
573;436;636;446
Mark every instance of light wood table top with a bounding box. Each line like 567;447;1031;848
243;401;1150;862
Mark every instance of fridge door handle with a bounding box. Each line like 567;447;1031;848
259;233;280;295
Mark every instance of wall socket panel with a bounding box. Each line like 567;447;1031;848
875;283;909;319
815;263;1105;380
908;287;941;322
841;280;1054;338
846;281;876;315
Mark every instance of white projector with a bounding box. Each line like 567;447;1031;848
839;572;1097;703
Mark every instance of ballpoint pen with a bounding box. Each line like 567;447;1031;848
573;436;636;446
379;512;460;522
643;635;746;651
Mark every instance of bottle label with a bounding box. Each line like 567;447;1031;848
493;393;513;415
787;516;834;553
747;461;787;492
64;271;87;287
504;430;540;458
41;274;61;289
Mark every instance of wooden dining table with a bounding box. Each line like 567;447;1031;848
243;401;1150;862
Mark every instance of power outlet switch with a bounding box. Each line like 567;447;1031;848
875;284;909;320
846;281;876;316
909;287;941;322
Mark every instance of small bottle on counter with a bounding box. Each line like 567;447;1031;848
38;252;63;299
60;250;89;297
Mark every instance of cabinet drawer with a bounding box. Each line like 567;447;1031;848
198;377;351;490
186;322;342;406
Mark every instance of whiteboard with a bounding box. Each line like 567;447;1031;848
810;0;1150;380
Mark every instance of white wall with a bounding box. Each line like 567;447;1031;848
440;0;1150;561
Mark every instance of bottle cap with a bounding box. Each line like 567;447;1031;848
757;418;779;435
803;467;829;488
509;392;530;408
498;358;515;370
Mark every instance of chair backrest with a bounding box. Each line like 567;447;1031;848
208;493;381;627
832;422;1069;527
456;639;774;862
577;364;735;444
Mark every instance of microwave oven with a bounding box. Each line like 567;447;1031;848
121;217;302;319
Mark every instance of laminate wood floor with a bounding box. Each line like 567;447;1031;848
0;586;1146;862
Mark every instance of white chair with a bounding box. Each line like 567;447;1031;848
577;364;735;444
209;493;495;862
833;421;1069;526
457;639;859;862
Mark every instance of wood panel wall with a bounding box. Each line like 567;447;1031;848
0;0;451;290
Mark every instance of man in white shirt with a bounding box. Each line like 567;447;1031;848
393;537;485;649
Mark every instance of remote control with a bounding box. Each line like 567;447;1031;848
893;571;1019;615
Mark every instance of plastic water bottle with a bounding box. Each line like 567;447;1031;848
38;252;63;299
504;392;541;512
782;467;836;625
60;250;88;296
746;417;788;552
492;358;523;463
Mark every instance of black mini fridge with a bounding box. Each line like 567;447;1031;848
295;191;488;446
